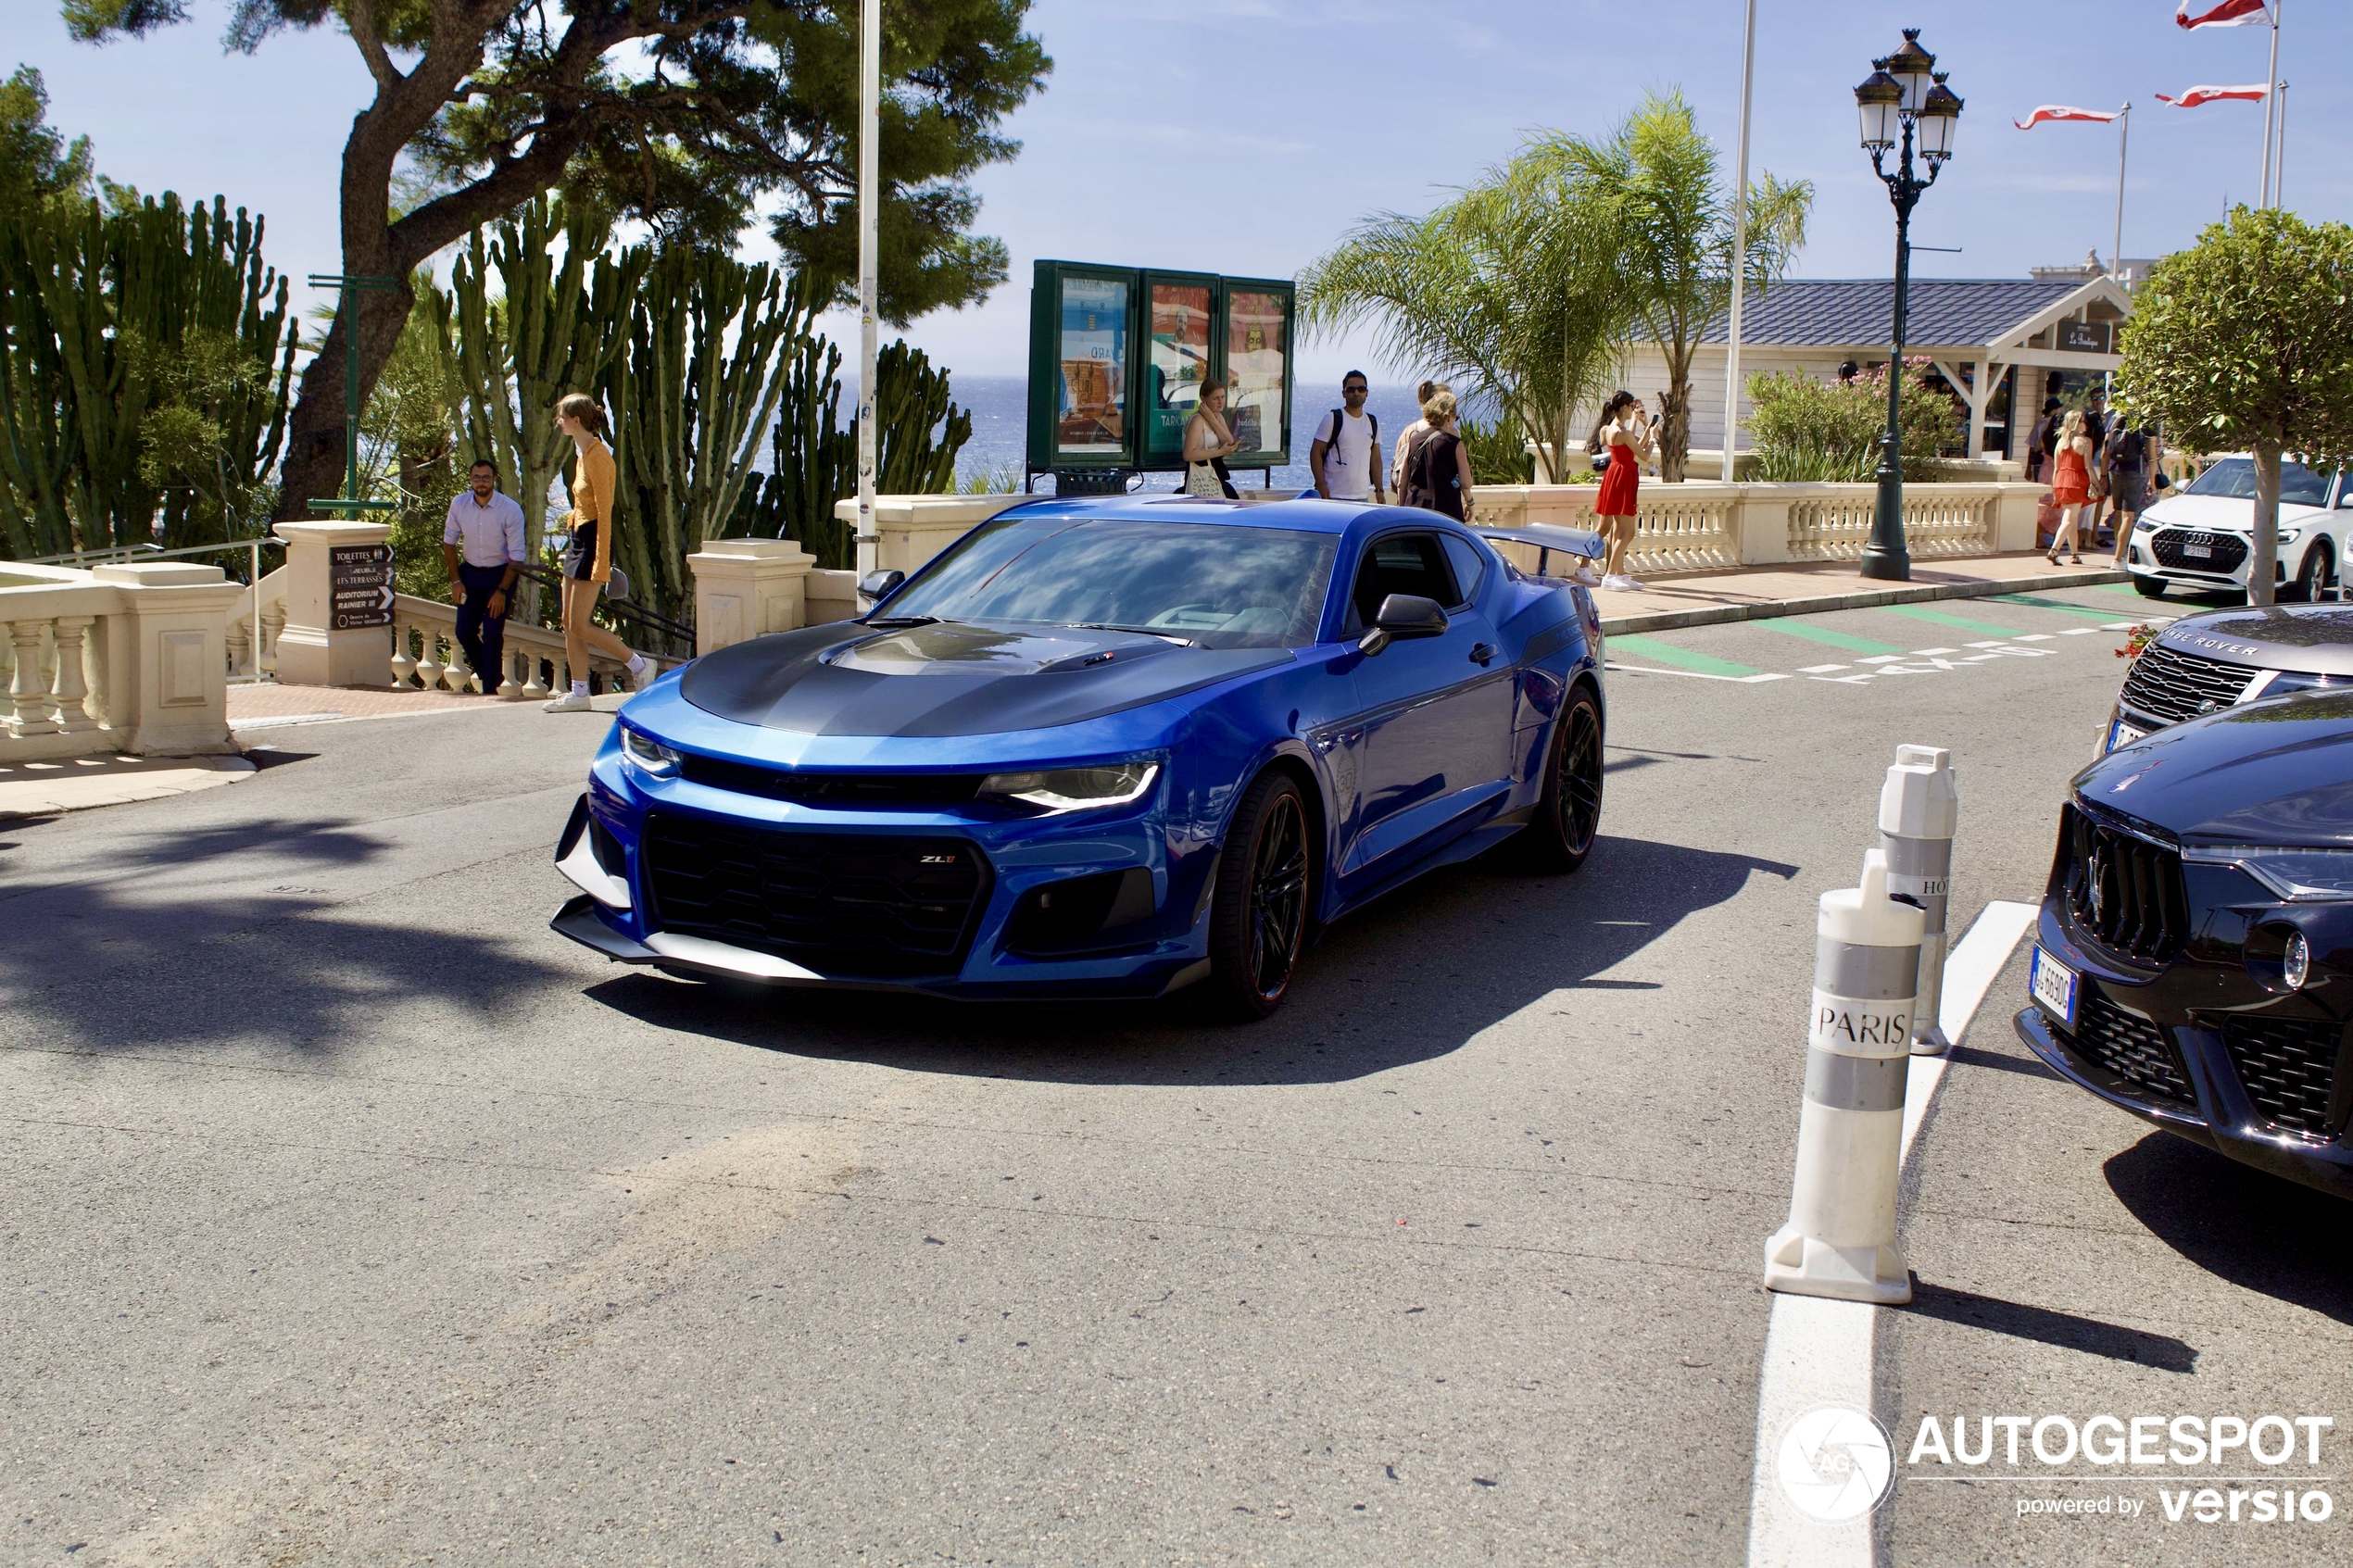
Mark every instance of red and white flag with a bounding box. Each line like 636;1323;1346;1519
2155;83;2270;107
2014;106;2121;130
2176;0;2272;28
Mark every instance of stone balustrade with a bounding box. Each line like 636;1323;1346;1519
1469;479;2038;577
226;564;288;680
0;559;241;759
386;594;661;696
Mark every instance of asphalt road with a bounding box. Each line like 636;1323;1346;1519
3;580;2344;1566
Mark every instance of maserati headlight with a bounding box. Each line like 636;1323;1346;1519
2185;845;2353;901
621;725;681;777
978;760;1160;813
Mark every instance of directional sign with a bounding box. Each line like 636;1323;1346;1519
330;543;395;630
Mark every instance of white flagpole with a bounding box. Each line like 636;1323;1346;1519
2111;104;2129;279
1720;0;1757;483
855;0;881;591
2260;2;2282;206
2275;81;2288;207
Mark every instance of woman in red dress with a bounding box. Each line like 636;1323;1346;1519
2045;408;2092;567
1590;391;1651;589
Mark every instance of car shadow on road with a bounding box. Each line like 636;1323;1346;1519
1900;1279;2197;1373
2104;1133;2353;1327
583;833;1799;1086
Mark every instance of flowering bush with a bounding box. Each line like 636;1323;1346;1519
2116;623;2158;660
1745;359;1956;483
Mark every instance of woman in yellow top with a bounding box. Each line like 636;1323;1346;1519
545;393;652;711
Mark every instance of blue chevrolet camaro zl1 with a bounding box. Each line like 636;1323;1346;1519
552;494;1608;1018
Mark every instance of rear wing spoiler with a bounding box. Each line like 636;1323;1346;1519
1474;523;1605;573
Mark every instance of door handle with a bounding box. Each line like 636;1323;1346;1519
1469;642;1497;666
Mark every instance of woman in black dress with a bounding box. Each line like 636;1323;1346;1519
1411;388;1475;521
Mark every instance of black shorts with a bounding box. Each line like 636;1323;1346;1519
566;520;600;582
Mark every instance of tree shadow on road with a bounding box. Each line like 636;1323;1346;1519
2104;1133;2353;1327
583;834;1798;1087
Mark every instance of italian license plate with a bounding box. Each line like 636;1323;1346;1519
2030;946;2079;1029
2183;543;2212;559
2106;718;2149;754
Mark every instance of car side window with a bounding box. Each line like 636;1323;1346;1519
2336;474;2353;509
1439;534;1488;606
1349;532;1461;631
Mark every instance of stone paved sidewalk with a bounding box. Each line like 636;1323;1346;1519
1592;552;2132;634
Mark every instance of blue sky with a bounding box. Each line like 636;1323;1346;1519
6;0;2341;386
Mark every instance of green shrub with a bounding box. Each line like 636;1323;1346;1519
1458;417;1536;484
1746;360;1953;483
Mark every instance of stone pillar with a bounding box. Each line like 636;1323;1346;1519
273;519;396;687
686;539;816;654
90;561;242;756
1992;483;2045;554
834;495;1031;579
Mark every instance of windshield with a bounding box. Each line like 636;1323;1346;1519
2183;457;2333;508
882;514;1339;649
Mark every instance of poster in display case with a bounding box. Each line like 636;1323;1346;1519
1027;260;1294;481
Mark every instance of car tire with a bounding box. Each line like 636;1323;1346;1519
2284;544;2331;603
1202;770;1313;1022
2133;575;2169;599
1517;680;1604;874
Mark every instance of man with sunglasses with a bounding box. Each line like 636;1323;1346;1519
1309;371;1386;505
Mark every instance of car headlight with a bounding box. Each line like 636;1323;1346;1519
978;760;1160;813
2184;845;2353;901
621;725;681;778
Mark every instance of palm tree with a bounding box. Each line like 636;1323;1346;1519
1541;91;1811;482
1298;138;1631;483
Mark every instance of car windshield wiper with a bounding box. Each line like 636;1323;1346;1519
863;614;939;628
1071;622;1197;646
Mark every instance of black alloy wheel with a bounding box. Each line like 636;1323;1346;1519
1520;682;1604;872
1202;771;1312;1021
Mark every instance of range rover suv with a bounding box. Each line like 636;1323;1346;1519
2099;603;2353;757
2020;691;2353;1198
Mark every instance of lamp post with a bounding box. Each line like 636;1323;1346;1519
1854;29;1962;582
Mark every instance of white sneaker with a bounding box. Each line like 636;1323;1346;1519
1607;573;1645;591
543;688;592;712
1572;565;1601;586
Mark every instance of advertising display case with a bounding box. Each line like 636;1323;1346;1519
1027;260;1294;485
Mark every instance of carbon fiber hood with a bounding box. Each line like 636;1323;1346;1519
679;620;1292;737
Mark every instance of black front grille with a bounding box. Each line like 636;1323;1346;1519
2118;643;2260;725
679;754;984;810
2063;805;2191;964
2152;531;2248;573
642;812;989;978
2220;1014;2344;1138
2070;990;2196;1104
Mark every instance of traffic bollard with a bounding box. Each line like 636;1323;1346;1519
1879;746;1958;1057
1763;847;1922;1305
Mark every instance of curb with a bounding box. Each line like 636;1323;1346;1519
1598;568;2132;635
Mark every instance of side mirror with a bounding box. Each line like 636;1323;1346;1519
858;568;905;605
1355;593;1450;656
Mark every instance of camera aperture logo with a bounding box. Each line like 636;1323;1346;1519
1779;1404;1896;1522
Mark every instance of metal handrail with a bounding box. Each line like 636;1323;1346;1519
510;563;697;657
18;536;285;568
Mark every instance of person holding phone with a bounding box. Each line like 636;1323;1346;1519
1183;381;1242;498
1590;390;1653;590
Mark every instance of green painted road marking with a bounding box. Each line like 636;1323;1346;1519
1988;593;2132;622
1884;604;2035;640
1752;619;1904;656
1609;633;1761;678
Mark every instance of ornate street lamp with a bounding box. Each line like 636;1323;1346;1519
1854;30;1963;581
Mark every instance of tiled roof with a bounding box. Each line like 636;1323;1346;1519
1698;278;2092;349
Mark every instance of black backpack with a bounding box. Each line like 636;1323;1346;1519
1324;408;1378;488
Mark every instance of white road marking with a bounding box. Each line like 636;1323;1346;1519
2058;627;2100;635
2015;633;2055;642
2100;621;2145;630
1604;662;1791;684
1908;646;1957;656
1798;664;1850;674
1964;640;2010;649
1857;655;1907;665
1744;901;2039;1568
